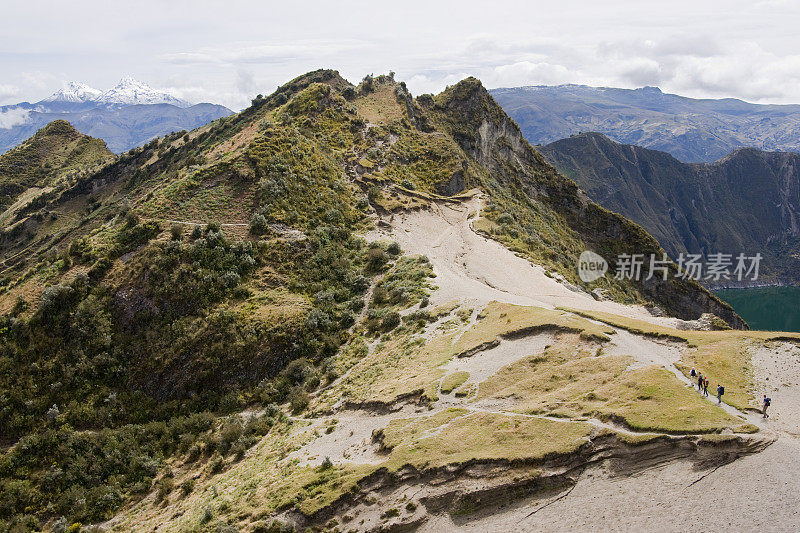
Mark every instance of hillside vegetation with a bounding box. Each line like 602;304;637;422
0;70;750;531
0;120;112;211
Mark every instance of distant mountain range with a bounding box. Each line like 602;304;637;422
540;132;800;285
0;77;233;154
491;84;800;163
39;77;190;111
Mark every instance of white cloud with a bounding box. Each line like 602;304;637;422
236;69;256;96
755;0;790;6
490;61;573;87
21;71;57;90
4;1;800;107
160;39;365;66
613;57;668;87
0;107;30;129
0;84;19;100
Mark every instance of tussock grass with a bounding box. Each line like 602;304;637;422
331;302;616;406
565;308;800;410
353;83;406;125
440;371;470;394
380;409;593;469
478;333;746;433
453;301;614;356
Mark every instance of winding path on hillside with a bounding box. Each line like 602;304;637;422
364;195;800;531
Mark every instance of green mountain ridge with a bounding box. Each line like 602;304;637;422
0;120;112;212
539;132;800;286
0;70;744;530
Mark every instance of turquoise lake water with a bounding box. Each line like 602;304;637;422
715;286;800;333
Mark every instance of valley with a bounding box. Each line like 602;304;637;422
539;132;800;287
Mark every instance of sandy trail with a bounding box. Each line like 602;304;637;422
604;327;764;425
280;197;800;530
441;332;555;387
286;407;420;467
363;197;800;530
369;197;684;328
295;329;661;469
752;342;800;436
372;197;766;423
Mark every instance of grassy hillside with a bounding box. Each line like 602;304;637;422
0;120;112;211
0;70;747;531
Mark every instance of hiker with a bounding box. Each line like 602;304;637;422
762;395;771;418
703;378;709;397
717;384;725;404
691;368;696;378
698;373;704;392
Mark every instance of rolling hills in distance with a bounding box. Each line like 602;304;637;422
491;84;800;163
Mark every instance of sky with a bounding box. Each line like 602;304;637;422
2;0;799;110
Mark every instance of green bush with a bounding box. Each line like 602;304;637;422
170;223;184;240
381;311;401;331
288;387;310;414
209;454;225;474
155;476;174;502
181;479;195;496
249;213;269;235
341;86;356;100
365;246;388;272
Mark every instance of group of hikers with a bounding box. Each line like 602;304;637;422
690;367;720;401
690;367;771;418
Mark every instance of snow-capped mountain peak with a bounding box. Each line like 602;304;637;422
41;81;103;103
95;77;190;108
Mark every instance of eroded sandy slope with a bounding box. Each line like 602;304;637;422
366;197;800;532
106;196;800;532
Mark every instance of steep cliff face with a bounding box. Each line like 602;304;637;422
425;81;743;326
540;133;800;286
697;148;800;253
